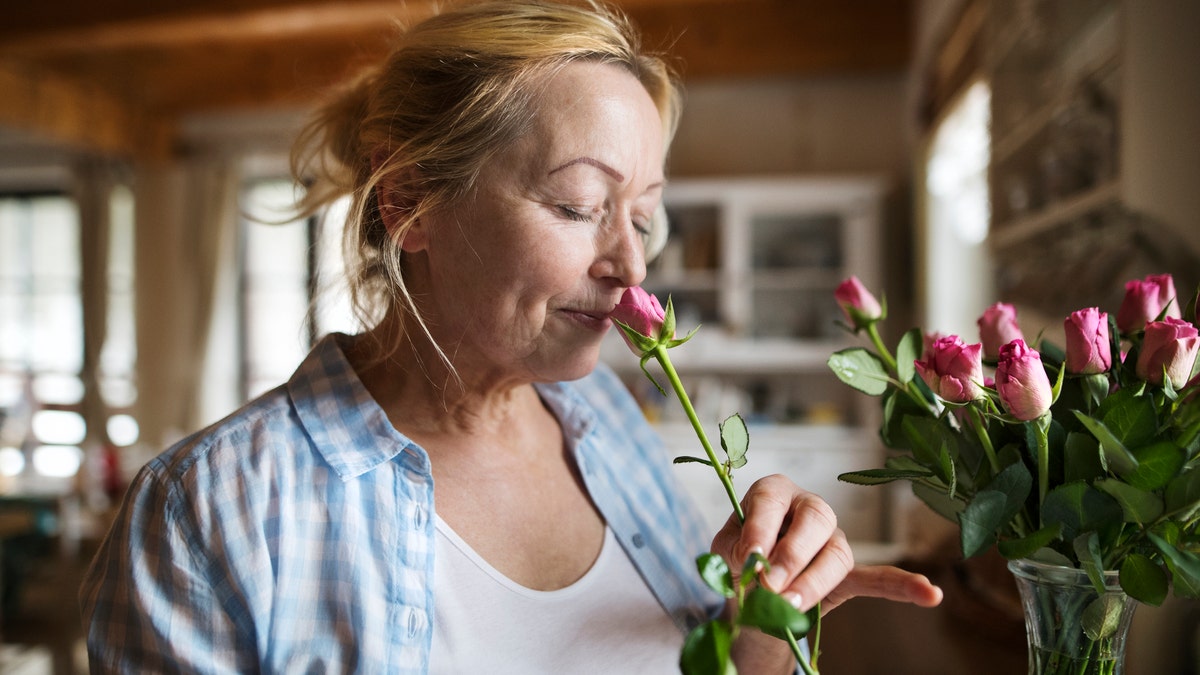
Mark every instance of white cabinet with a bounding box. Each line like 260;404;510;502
599;175;892;542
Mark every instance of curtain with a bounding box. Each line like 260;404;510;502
133;156;240;452
73;157;115;505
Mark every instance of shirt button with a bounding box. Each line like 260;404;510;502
631;533;645;548
413;505;426;528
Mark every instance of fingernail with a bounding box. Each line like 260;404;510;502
765;567;786;591
784;592;803;609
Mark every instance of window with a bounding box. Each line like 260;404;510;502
102;185;138;445
239;180;355;400
921;79;993;336
0;193;86;482
0;185;139;487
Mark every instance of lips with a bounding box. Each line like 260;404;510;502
560;305;616;331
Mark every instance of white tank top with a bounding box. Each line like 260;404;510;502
429;517;684;674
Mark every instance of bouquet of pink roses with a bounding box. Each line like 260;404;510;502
828;273;1200;603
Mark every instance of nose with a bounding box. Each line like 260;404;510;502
590;214;647;289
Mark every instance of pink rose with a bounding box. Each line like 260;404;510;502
834;276;883;330
996;339;1053;421
1063;308;1111;375
978;303;1025;361
914;335;985;403
1135;317;1199;388
611;286;669;355
921;331;948;361
1116;274;1180;334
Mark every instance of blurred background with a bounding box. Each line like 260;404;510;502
0;0;1198;673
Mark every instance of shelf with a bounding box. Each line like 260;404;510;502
990;0;1120;167
600;332;852;376
750;268;843;290
990;179;1121;250
991;54;1118;165
644;270;721;292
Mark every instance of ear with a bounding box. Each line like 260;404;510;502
372;153;429;252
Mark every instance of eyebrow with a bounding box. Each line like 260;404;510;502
547;156;665;193
548;157;625;182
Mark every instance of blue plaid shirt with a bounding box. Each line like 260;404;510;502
80;334;720;674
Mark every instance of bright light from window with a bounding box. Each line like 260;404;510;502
315;196;358;337
0;374;22;408
32;444;82;478
101;377;137;408
32;373;84;404
0;446;24;476
107;414;139;447
32;409;86;445
927;81;991;245
922;79;994;339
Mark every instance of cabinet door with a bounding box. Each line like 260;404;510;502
746;210;845;340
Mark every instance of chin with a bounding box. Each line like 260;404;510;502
536;349;602;383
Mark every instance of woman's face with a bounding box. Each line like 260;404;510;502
408;61;665;384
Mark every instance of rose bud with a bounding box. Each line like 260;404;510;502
1116;274;1180;333
835;276;883;330
914;335;985;403
1136;317;1200;388
978;302;1025;361
921;331;948;362
611;287;670;355
996;339;1053;421
1064;307;1112;375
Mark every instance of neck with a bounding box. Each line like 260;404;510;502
346;309;542;440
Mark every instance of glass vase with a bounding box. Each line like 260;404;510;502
1008;559;1138;675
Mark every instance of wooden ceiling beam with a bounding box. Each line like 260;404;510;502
13;0;910;115
0;0;424;42
0;60;173;160
0;1;436;55
0;0;910;156
0;0;726;52
629;0;911;78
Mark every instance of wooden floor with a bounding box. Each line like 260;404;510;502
1;544;89;675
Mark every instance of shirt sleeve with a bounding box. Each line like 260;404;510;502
78;461;257;674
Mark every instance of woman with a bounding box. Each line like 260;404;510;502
79;1;941;672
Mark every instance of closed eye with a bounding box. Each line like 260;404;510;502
558;205;594;223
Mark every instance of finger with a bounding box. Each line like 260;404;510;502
773;529;854;611
820;565;944;614
757;489;841;593
732;475;795;567
710;510;743;565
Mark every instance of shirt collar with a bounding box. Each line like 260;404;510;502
287;333;419;481
287;334;602;481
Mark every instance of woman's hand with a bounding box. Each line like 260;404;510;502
712;474;943;672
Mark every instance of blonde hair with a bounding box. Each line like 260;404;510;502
291;0;681;354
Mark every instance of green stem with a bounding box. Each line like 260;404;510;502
966;406;1001;474
966;406;1032;538
653;344;814;671
865;322;897;372
793;631;817;675
653;345;743;522
1035;415;1051;528
865;322;941;418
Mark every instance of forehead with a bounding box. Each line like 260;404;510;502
513;61;665;177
